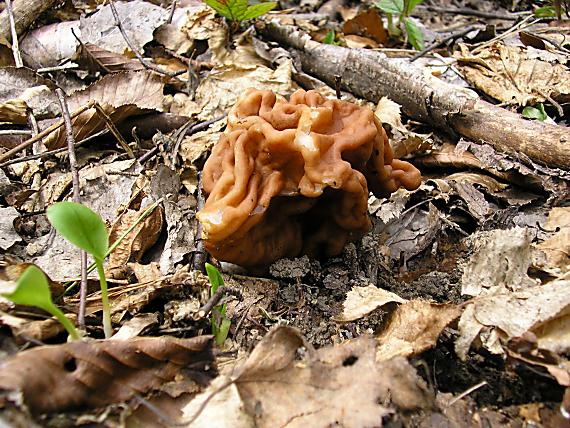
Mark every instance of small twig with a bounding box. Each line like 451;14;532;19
0;129;107;168
334;75;342;99
0;129;32;136
446;381;488;407
167;0;177;24
107;0;185;79
472;15;537;54
0;101;96;164
91;103;134;158
37;63;79;73
415;5;525;21
55;88;88;330
411;26;476;62
196;286;243;319
5;0;23;67
193;172;207;273
137;114;226;165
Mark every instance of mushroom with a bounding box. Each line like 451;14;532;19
197;89;421;268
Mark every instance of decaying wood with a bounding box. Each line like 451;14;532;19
258;20;570;170
0;0;58;42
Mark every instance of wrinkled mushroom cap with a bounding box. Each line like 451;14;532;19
197;89;421;268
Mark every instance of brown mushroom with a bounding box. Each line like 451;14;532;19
197;89;421;268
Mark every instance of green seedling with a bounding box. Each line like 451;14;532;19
47;202;113;338
375;0;425;50
522;103;549;121
534;0;568;18
323;30;342;46
1;265;80;340
205;263;231;345
203;0;277;24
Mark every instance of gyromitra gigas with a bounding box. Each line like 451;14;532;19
197;89;421;268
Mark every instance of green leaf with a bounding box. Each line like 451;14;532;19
404;18;425;50
205;262;224;292
240;2;277;21
533;5;557;17
375;0;404;14
323;30;336;45
405;0;424;14
215;317;231;345
203;0;234;19
1;265;53;311
47;202;109;260
522;104;548;121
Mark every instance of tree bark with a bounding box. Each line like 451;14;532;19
257;20;570;170
0;0;58;42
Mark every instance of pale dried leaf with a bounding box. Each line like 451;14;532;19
44;70;165;150
0;335;214;414
112;313;159;340
0;207;20;250
0;99;28;124
461;227;538;297
376;300;461;361
455;42;570;105
233;326;433;427
456;280;570;358
334;284;406;322
80;1;168;55
20;21;80;68
535;207;570;276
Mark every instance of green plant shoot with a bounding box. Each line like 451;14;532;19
1;265;80;340
47;202;112;338
203;0;277;23
205;263;231;345
522;103;549;121
375;0;425;50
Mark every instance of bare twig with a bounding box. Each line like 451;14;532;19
107;0;185;79
196;286;243;319
37;63;79;73
0;101;96;164
193;171;207;273
167;0;177;24
0;130;108;168
5;0;23;67
415;5;525;21
55;89;88;330
411;26;476;62
446;381;488;407
0;129;32;136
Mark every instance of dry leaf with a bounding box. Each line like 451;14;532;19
335;284;406;322
455;42;570;105
79;1;168;55
376;300;462;361
456;280;570;359
233;326;432;427
0;335;214;414
535;207;570;276
44;70;165;150
342;9;387;44
73;43;144;73
107;203;164;273
0;207;20;250
20;21;80;69
461;227;538;297
0;66;59;121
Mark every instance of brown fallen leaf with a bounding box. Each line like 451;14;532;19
342;9;387;44
0;335;214;414
376;300;462;361
44;70;165;150
107;202;164;275
535;207;570;276
232;326;433;427
72;43;145;74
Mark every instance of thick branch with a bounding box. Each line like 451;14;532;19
258;21;570;170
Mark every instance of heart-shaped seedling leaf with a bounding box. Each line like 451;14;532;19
47;201;109;260
1;265;79;340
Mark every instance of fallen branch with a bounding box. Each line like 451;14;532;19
0;0;58;42
257;20;570;170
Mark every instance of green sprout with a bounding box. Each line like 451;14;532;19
47;202;113;338
203;0;277;24
375;0;425;50
323;30;342;46
522;103;549;121
1;265;80;340
205;263;231;345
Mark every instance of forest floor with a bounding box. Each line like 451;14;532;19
0;0;569;426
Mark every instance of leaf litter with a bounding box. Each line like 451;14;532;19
0;0;570;426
